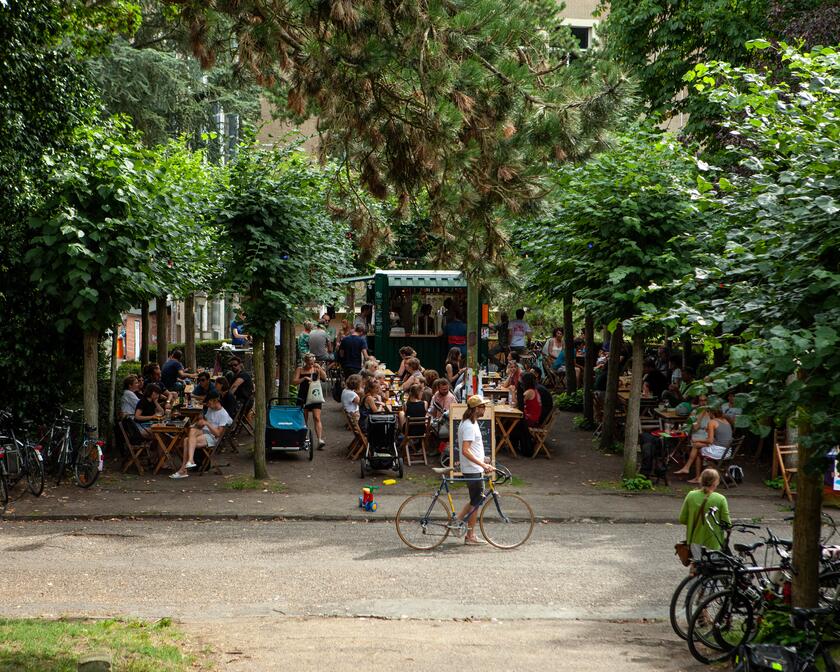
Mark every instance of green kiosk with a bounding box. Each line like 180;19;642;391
342;270;491;372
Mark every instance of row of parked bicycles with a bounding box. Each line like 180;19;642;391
0;407;104;512
670;508;840;670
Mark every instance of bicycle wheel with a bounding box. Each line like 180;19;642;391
680;572;733;638
395;494;451;550
669;574;697;640
479;493;535;549
687;590;754;664
73;441;100;488
25;444;44;496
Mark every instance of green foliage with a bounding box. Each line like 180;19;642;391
621;475;654;491
754;606;820;646
555;390;584;411
219;144;353;336
669;44;840;466
148;340;226;369
764;476;795;492
518;128;700;327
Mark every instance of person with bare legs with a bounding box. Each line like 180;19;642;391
170;391;232;479
456;395;495;545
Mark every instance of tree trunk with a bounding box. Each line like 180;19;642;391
681;333;692;371
563;293;576;394
279;317;293;399
252;335;268;480
83;331;100;439
156;294;168;366
140;301;150;365
265;338;276;402
622;332;645;479
466;276;479;380
792;413;821;607
599;322;624;451
108;326;119;442
583;312;595;424
184;293;196;370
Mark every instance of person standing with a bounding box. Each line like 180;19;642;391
508;309;532;354
489;311;511;364
456;395;495;545
678;468;730;551
442;309;467;359
294;353;327;449
338;325;369;377
297;320;313;361
308;321;332;363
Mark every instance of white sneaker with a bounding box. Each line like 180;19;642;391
169;472;189;479
185;461;197;469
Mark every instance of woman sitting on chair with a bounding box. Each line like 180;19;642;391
675;408;733;484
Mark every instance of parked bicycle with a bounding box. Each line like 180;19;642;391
395;466;534;550
0;409;45;502
38;408;103;488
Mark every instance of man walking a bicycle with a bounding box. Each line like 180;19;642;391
457;395;495;546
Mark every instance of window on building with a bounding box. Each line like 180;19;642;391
570;26;591;50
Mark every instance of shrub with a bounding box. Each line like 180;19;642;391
148;340;227;369
554;389;584;411
621;474;653;491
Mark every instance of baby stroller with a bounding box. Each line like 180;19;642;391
265;397;314;461
361;413;403;479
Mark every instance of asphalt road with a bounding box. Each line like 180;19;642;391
2;519;781;670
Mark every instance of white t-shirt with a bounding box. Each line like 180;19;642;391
203;406;233;447
120;390;139;417
458;418;485;474
508;320;532;348
341;388;360;414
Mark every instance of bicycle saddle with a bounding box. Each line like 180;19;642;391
734;542;764;553
432;467;452;474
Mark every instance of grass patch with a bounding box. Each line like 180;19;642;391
0;617;209;672
222;476;286;493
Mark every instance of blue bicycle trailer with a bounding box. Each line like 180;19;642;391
265;398;314;461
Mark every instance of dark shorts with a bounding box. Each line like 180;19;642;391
464;474;485;506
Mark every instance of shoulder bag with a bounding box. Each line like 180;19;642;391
304;373;325;406
675;493;710;566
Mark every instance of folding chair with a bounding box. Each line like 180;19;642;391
530;409;557;459
345;413;368;461
399;416;429;466
220;403;243;454
118;419;152;475
705;435;745;489
198;424;230;475
774;434;799;503
231;396;254;441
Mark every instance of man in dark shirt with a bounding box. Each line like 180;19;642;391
161;350;194;392
642;359;668;399
228;357;254;403
442;309;467;358
338;325;369;376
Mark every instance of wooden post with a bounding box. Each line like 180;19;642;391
563;293;576;395
83;331;100;439
140;301;150;365
184;293;196;370
466;275;479;373
583;312;595;425
156;294;168;366
599;322;623;451
252;335;268;480
622;331;644;478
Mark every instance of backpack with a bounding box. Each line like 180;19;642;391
733;644;799;672
728;464;744;484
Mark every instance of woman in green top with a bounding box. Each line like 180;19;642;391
678;468;730;551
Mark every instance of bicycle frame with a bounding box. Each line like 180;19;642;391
422;474;502;529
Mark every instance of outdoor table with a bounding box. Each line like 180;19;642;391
651;429;689;465
150;420;190;474
174;404;204;422
494;404;523;459
483;388;510;403
654;408;684;423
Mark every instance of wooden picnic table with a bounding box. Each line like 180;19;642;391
150;420;190;474
174;404;204;421
494;404;523;459
483;388;510;403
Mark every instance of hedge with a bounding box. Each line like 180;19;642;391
148;340;227;369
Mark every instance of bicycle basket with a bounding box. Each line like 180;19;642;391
733;644;799;672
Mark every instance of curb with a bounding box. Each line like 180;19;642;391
0;512;793;525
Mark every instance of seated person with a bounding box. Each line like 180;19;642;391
675;408;733;483
120;375;142;419
641;359;668;399
214;376;239;419
160;349;197;393
143;363;177;404
536;382;554;426
722;391;743;424
360;379;389;432
396;346;417;382
341;374;362;422
228;357;254;404
170;391;233;479
405;383;428;419
521;373;542;427
401;358;425;392
134;384;164;437
191;372;213;402
422;369;440;404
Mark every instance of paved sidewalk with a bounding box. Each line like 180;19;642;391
3;403;791;524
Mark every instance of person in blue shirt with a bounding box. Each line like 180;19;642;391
160;350;196;392
442;309;467;358
230;311;250;347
